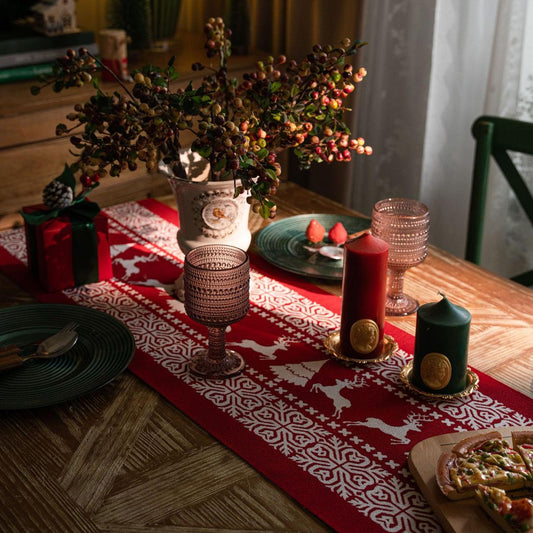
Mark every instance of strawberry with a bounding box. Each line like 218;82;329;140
305;218;326;243
328;222;348;245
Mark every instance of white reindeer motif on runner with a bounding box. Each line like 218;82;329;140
311;375;367;418
111;244;155;277
227;337;292;360
346;412;435;445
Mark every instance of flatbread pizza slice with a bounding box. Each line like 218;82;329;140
452;431;530;475
476;447;531;477
475;484;533;533
436;451;527;500
437;452;473;500
513;431;533;474
452;430;504;457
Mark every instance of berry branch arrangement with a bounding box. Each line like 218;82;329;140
31;17;372;219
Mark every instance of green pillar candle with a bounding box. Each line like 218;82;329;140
412;293;471;394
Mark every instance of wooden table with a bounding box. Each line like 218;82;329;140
0;182;532;532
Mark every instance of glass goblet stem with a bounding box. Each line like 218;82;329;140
386;267;419;316
207;326;227;361
388;267;406;300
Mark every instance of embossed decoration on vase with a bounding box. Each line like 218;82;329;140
184;244;250;379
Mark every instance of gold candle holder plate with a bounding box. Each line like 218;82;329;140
399;360;480;399
323;330;398;365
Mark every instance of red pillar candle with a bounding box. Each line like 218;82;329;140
339;231;389;359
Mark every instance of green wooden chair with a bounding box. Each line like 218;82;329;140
466;115;533;286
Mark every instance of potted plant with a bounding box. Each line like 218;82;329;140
30;17;371;256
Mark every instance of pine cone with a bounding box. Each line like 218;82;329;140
42;179;74;209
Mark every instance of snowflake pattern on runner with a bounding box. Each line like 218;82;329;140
351;477;440;533
295;435;390;499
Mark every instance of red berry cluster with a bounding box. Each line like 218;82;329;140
203;17;231;62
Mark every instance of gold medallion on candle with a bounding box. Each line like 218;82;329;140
420;352;452;390
349;319;379;354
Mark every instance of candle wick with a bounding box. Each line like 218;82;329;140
347;229;371;242
438;290;447;299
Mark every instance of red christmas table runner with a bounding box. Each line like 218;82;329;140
0;199;532;533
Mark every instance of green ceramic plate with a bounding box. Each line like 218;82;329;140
0;304;135;410
255;214;370;280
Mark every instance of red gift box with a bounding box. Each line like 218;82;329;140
23;204;113;292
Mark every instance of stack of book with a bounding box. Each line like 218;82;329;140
0;27;98;84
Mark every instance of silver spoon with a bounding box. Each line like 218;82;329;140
303;245;344;261
0;329;79;372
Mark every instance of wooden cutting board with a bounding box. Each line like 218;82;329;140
408;426;532;533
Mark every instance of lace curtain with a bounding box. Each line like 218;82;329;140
481;0;533;278
424;0;533;278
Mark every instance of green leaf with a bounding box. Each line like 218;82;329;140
168;55;176;67
257;148;268;160
153;77;167;87
54;164;76;193
258;204;271;219
266;168;278;181
195;145;212;158
270;81;281;93
214;156;227;172
293;103;305;114
347;40;368;56
85;123;97;135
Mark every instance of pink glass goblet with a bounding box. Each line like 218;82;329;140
371;198;430;316
184;244;250;379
